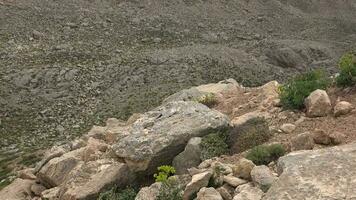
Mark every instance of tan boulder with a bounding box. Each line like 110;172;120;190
291;132;315;151
305;89;332;117
312;129;331;145
197;187;223;200
329;131;347;145
334;101;354;117
135;182;162;200
280;123;296;134
232;158;256;180
183;171;213;200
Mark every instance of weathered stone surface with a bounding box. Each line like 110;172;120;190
17;168;36;180
312;129;331;145
305;89;332;117
31;183;47;196
264;143;356;200
113;101;230;173
196;78;240;94
173;137;202;174
0;178;34;200
233;183;263;200
217;184;234;200
135;182;162;200
59;159;132;200
232;158;256;180
34;145;70;174
329;131;347;145
37;148;83;187
41;187;60;200
163;88;207;104
183;171;213;200
280;123;296;134
290;132;315;151
231;111;270;127
334;101;354;117
223;175;247;187
251;165;277;192
197;187;223;200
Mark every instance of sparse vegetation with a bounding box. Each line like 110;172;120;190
200;131;229;160
279;69;331;110
196;93;218;108
97;186;137;200
336;52;356;87
154;165;176;182
246;144;285;165
157;178;183;200
230;118;271;153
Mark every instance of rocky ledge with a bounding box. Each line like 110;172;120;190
1;79;355;200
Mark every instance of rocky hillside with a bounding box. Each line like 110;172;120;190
1;78;355;199
1;0;356;180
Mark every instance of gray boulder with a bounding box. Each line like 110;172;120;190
264;143;356;200
113;101;230;173
173;137;202;174
251;165;277;192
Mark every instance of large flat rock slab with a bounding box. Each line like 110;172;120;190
264;143;356;200
113;101;230;173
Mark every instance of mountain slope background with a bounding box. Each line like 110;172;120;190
1;0;356;183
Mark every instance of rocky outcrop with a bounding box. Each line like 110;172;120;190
264;143;356;200
305;89;332;117
113;101;230;173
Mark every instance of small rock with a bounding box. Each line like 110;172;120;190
280;123;296;134
334;101;354;117
135;182;162;200
197;187;223;200
173;137;202;174
31;183;47;196
232;158;256;180
291;132;315;151
153;38;162;43
233;183;264;200
305;89;332;117
183;171;213;200
312;129;331;145
18;168;36;180
329;132;347;145
217;184;234;200
223;175;247;187
251;165;277;192
32;30;44;39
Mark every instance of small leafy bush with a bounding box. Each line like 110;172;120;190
246;144;285;165
196;93;218;108
229;118;271;153
157;178;183;200
200;131;229;160
154;165;176;182
97;186;137;200
336;52;356;87
279;69;330;109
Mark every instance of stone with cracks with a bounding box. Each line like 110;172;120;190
113;101;230;173
264;143;356;200
183;171;213;200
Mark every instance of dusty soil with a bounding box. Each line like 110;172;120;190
1;0;356;185
214;84;356;165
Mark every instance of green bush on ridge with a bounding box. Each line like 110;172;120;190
246;144;285;165
336;52;356;87
279;69;331;110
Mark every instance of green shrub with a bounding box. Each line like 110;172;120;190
336;52;356;87
200;131;229;160
97;187;137;200
157;178;183;200
229;118;271;153
196;93;218;108
246;144;285;165
154;165;176;182
279;69;330;109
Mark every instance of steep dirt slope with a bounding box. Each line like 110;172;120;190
1;0;356;184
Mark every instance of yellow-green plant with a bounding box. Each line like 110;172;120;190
196;93;218;108
246;144;285;165
154;165;176;182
